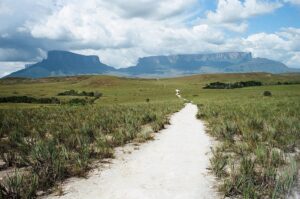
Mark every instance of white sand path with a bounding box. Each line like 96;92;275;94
46;103;218;199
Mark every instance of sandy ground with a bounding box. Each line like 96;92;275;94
46;103;218;199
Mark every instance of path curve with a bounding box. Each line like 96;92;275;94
46;103;218;199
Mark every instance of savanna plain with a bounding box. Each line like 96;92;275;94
0;73;299;199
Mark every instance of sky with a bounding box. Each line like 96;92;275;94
0;0;300;77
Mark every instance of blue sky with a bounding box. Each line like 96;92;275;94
0;0;300;77
247;3;300;34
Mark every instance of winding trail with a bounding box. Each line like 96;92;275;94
46;103;218;199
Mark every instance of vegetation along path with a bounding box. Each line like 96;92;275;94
47;103;218;199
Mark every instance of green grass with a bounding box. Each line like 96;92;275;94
0;72;300;198
0;76;180;105
1;73;299;106
0;102;182;198
193;84;300;198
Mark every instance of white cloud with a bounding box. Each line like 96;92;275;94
99;0;198;20
72;24;225;67
207;0;282;23
73;27;300;69
284;0;300;5
0;0;54;33
0;62;27;77
286;53;300;67
27;0;201;47
205;0;282;32
221;23;249;33
0;0;300;77
23;0;225;67
240;28;300;68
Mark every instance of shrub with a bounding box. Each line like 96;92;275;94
203;81;262;89
58;90;102;98
67;98;88;105
0;171;38;198
210;148;228;178
0;96;60;104
263;91;272;96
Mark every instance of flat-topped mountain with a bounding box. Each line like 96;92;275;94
5;51;298;78
7;51;116;78
119;52;292;76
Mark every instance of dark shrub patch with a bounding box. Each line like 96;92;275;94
0;96;60;104
203;81;262;89
67;98;89;105
263;91;272;96
58;90;102;98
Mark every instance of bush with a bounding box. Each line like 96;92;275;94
0;96;60;104
0;171;38;198
58;90;102;98
203;81;262;89
263;91;272;96
67;98;88;105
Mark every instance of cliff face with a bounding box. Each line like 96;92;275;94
137;52;253;66
46;51;101;67
121;52;293;76
135;52;253;70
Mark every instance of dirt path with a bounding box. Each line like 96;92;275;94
46;103;218;199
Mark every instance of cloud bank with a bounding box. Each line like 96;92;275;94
0;0;299;74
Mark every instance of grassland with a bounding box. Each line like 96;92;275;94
186;76;300;198
0;72;300;198
0;102;182;198
0;76;185;198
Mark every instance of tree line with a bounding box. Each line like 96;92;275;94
57;89;102;98
203;81;262;89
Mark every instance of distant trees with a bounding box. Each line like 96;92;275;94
0;90;103;105
58;90;102;98
276;81;300;85
203;80;300;89
203;81;262;89
0;96;60;104
0;91;102;105
57;90;103;105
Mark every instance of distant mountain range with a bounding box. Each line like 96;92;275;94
5;50;299;78
7;51;115;78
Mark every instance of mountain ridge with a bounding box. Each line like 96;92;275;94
5;50;299;78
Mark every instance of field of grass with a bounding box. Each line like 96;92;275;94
0;76;180;105
192;85;300;198
1;73;299;106
170;73;300;198
0;72;299;198
0;76;185;198
0;102;182;198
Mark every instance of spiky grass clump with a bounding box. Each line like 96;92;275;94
0;101;182;198
198;97;300;198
